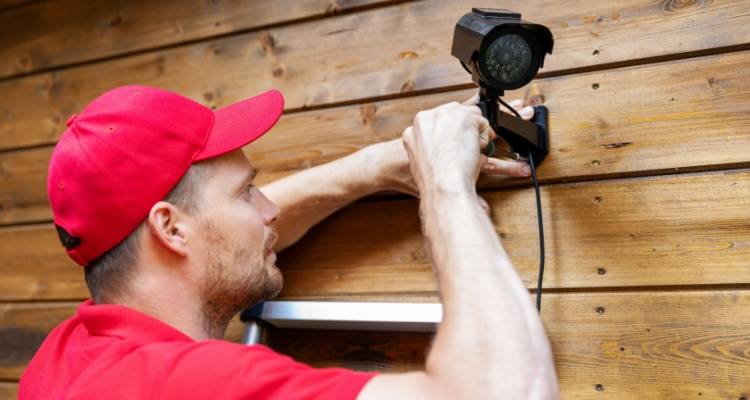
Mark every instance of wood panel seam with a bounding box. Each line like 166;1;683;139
2;164;748;229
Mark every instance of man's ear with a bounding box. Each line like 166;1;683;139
147;201;191;257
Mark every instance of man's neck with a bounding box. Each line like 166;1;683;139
115;287;225;341
120;298;214;340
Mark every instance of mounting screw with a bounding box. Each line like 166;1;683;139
597;267;606;275
595;306;605;314
595;384;604;391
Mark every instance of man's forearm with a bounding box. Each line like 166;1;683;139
260;148;382;253
420;187;558;399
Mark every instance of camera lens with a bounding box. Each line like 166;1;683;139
483;33;532;84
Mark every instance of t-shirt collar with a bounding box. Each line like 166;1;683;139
78;299;194;344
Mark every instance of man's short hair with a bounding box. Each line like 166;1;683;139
83;162;213;303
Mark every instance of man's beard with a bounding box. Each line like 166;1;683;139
197;219;283;339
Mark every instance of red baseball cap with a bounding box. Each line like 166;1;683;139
47;85;284;266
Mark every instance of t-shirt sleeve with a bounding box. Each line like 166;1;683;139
152;340;379;400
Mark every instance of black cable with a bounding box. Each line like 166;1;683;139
496;97;545;312
527;151;545;312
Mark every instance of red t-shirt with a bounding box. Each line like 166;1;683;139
19;300;378;399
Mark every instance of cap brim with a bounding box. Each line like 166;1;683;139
194;89;284;161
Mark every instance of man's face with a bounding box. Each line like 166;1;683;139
189;149;282;326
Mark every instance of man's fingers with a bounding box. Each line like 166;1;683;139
519;106;534;120
438;102;482;117
498;99;522;114
509;99;524;108
498;99;535;121
451;103;482;116
481;157;532;177
462;97;537;120
500;105;534;120
478;153;489;170
475;115;495;148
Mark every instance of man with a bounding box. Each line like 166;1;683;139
20;85;558;399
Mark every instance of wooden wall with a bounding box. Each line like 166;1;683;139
1;0;749;398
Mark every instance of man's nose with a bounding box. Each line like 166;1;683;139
265;202;280;225
258;191;280;225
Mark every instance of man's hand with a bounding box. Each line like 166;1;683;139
402;100;492;194
367;95;535;213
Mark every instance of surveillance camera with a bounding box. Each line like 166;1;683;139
451;8;553;91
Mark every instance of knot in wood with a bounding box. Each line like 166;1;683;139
271;63;286;79
260;31;276;54
359;104;377;128
660;0;703;12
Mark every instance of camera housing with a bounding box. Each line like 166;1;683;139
451;8;553;91
451;8;554;166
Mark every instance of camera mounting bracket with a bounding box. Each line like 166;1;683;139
477;87;548;167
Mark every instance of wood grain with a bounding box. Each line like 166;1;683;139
0;224;84;300
266;290;750;399
249;49;750;182
0;146;51;224
2;1;748;397
2;169;748;301
0;0;401;79
3;49;750;225
3;291;749;398
0;382;17;400
0;301;77;380
0;0;33;12
276;169;750;297
3;0;750;150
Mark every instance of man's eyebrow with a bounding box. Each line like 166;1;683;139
237;168;258;191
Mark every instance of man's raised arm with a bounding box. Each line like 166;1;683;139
259;139;413;253
357;101;559;399
260;110;532;253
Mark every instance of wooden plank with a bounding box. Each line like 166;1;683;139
0;301;77;380
0;382;18;400
266;290;750;399
3;291;750;398
0;224;85;300
247;49;750;182
3;0;750;150
0;0;399;79
3;49;750;225
276;169;750;297
0;146;50;224
0;0;34;12
2;169;748;301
